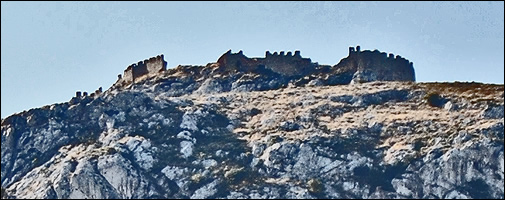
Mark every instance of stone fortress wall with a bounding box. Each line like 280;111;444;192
216;46;414;82
73;54;167;100
121;54;167;85
345;45;415;82
348;45;413;70
216;49;314;76
72;46;415;101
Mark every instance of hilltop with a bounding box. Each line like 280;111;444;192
1;47;503;199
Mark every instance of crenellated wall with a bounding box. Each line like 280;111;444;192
342;45;415;83
146;55;167;74
216;50;314;77
115;48;413;89
120;54;167;85
259;50;312;76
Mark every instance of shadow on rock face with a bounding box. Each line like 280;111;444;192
425;93;448;108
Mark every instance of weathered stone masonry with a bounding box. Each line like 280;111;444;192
121;54;167;85
344;45;415;82
216;47;415;82
216;50;314;77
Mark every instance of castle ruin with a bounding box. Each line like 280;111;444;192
69;47;414;105
343;45;415;82
119;54;167;85
110;47;413;90
215;47;414;82
72;86;103;103
216;49;314;77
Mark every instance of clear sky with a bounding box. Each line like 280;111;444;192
1;1;504;118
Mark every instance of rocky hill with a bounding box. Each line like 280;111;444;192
1;47;503;199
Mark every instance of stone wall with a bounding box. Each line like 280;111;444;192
146;55;167;74
340;46;415;83
123;65;134;84
121;54;167;85
131;61;148;81
117;47;413;88
216;50;314;77
259;50;313;76
216;50;254;71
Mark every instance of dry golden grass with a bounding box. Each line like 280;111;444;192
418;81;504;104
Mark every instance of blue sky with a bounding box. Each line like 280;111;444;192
1;1;504;118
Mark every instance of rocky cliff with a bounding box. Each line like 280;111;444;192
1;49;503;199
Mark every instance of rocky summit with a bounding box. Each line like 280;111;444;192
1;47;503;199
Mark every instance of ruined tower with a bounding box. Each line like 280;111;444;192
349;47;355;56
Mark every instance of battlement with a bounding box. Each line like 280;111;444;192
348;45;361;56
343;45;415;82
73;86;102;101
348;45;412;64
120;54;167;85
216;49;313;76
265;50;302;58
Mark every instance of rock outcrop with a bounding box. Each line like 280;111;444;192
1;49;503;199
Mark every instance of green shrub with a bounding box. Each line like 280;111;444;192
106;147;117;155
425;92;447;108
307;178;323;194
